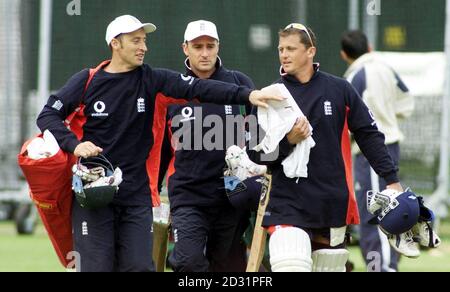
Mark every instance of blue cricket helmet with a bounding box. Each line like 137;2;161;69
417;196;435;222
369;189;420;235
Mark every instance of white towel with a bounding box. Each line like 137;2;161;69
26;130;60;160
254;84;316;179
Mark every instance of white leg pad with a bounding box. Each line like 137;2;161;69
311;249;349;272
269;227;312;272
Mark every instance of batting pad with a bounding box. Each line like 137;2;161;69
269;227;312;272
311;249;349;272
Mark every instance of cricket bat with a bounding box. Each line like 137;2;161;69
246;173;272;272
152;221;170;272
152;202;171;272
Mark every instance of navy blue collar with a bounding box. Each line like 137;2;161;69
184;57;223;79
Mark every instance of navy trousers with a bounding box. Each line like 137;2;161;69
72;202;154;272
168;204;242;272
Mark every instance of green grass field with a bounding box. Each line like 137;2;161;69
0;222;63;272
348;242;450;272
1;220;450;272
349;218;450;272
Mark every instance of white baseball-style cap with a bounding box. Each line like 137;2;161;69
184;20;219;42
105;15;157;46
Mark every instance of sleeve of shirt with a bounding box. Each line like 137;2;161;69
393;71;415;119
349;67;367;98
36;69;90;153
345;81;399;184
153;68;252;105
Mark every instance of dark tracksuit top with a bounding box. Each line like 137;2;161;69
152;59;255;210
37;63;252;207
252;66;399;229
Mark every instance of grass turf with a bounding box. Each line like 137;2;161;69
1;220;449;272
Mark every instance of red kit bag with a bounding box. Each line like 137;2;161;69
17;60;110;267
18;139;76;267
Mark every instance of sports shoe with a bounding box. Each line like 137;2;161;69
385;229;420;258
225;146;267;181
412;221;441;248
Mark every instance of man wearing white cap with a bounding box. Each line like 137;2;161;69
152;20;256;272
37;15;282;272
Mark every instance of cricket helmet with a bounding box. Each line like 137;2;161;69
72;155;118;209
368;189;420;235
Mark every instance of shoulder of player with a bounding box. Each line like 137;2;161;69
66;68;90;86
227;69;250;80
54;69;91;97
146;66;189;86
222;68;255;87
141;63;159;77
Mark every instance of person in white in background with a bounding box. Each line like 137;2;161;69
341;30;414;272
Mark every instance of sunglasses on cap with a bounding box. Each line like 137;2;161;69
284;23;314;47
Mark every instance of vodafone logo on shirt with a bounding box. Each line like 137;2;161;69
92;101;109;117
